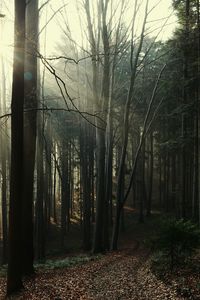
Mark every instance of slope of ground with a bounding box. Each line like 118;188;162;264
0;241;183;299
0;211;198;299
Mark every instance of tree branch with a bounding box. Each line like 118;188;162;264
38;0;51;13
123;64;166;206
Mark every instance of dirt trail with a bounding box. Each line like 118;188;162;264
0;241;183;299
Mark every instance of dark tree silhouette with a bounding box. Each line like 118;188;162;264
7;0;26;295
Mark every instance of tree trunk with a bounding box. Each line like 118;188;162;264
1;143;7;265
35;116;46;261
80;122;91;250
1;56;8;265
7;0;26;295
146;132;154;217
60;142;69;249
111;1;149;250
21;0;38;276
53;145;57;223
139;140;146;223
93;129;106;252
181;0;190;219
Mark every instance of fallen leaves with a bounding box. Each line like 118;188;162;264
0;242;185;299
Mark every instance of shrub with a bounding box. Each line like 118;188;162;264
153;218;200;271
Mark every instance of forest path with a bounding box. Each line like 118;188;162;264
0;239;183;299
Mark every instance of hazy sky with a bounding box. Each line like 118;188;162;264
0;0;177;59
43;0;177;55
0;0;177;109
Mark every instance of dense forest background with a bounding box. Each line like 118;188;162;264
0;0;200;297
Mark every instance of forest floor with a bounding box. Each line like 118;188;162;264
0;209;200;299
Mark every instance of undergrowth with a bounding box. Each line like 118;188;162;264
35;254;102;270
0;254;102;277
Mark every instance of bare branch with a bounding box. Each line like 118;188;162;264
147;0;163;16
136;14;172;72
38;4;68;36
38;0;51;13
38;51;106;130
0;108;105;130
41;54;98;64
0;113;11;120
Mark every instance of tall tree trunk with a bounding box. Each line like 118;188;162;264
111;1;149;250
1;140;7;265
196;0;200;225
112;62;165;249
101;1;111;250
21;0;38;276
89;0;110;253
7;0;26;295
181;0;190;219
1;57;8;265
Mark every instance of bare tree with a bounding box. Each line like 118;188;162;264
111;0;149;250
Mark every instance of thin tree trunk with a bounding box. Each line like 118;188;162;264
171;154;177;214
60;142;68;249
146;132;154;217
35;116;46;261
93;129;106;252
111;1;149;250
111;62;165;250
139;140;146;223
181;0;190;219
80;122;92;250
53;146;57;223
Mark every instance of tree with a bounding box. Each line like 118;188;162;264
111;0;149;250
21;0;39;276
7;0;26;295
0;13;8;265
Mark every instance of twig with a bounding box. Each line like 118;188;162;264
0;113;11;120
38;52;106;130
38;4;68;36
38;0;51;13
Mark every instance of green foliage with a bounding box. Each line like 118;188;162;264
0;255;102;277
35;254;102;271
152;218;200;271
0;264;7;277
